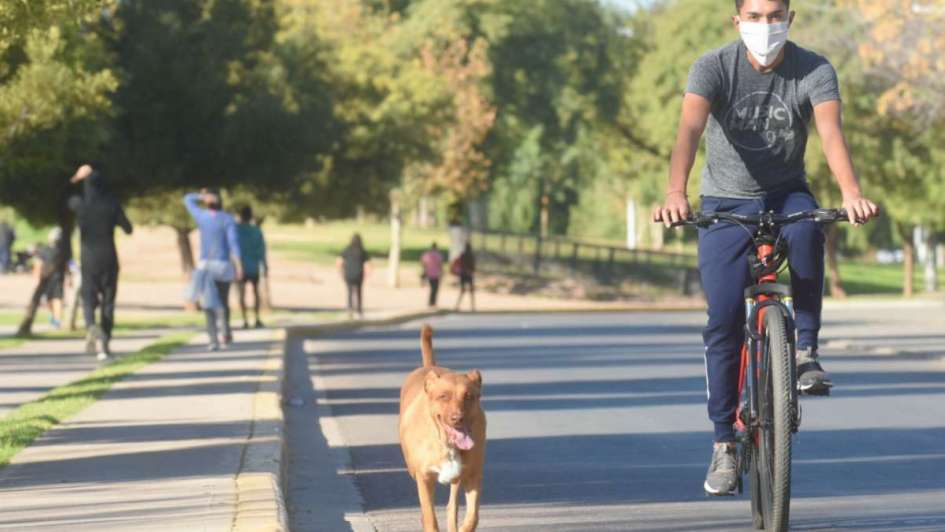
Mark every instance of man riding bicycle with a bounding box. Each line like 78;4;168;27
652;0;879;496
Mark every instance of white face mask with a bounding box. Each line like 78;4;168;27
738;20;789;67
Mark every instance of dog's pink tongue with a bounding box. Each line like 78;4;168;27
445;426;474;450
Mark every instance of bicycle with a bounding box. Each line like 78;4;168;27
673;207;854;531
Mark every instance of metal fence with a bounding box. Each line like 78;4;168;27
469;229;701;294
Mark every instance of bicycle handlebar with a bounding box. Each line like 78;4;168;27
670;208;852;228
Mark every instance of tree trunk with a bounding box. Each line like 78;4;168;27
924;230;937;293
539;194;550;238
175;227;195;275
16;277;48;337
387;192;402;288
898;223;915;297
824;223;846;298
418;195;432;228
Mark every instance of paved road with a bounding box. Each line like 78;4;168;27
286;305;945;531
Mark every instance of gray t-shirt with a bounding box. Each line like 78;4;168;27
686;40;840;198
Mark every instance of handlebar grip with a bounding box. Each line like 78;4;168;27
811;208;849;223
669;213;714;227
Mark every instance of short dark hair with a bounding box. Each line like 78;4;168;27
239;205;253;222
205;188;222;210
735;0;790;12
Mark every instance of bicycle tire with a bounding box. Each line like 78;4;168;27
756;308;793;531
750;448;764;529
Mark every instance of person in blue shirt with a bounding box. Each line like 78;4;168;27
184;189;243;350
236;205;268;329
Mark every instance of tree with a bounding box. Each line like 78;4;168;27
607;0;729;248
105;0;331;271
0;1;115;335
277;0;445;221
831;0;945;295
278;0;452;286
476;0;631;236
409;38;495;207
0;20;116;227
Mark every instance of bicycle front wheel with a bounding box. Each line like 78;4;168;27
755;307;793;531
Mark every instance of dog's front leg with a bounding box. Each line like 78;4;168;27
417;474;440;532
446;480;461;532
459;474;481;532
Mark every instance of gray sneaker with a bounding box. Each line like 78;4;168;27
85;325;104;357
797;347;832;395
704;442;737;495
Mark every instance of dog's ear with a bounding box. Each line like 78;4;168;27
424;371;440;393
466;369;482;388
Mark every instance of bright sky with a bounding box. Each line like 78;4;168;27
601;0;658;13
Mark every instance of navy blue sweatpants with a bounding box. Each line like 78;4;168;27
698;189;825;442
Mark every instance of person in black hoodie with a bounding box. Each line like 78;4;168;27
336;233;371;319
68;163;133;360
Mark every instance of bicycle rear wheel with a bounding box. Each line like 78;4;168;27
754;307;793;531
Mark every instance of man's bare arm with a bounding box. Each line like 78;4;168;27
654;93;712;227
813;100;879;225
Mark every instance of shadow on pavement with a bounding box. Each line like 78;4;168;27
344;427;945;512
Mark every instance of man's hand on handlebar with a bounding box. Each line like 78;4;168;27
841;194;879;226
653;190;691;228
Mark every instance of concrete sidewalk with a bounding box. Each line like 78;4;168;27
0;328;285;531
0;332;166;418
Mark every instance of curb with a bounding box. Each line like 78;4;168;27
283;308;450;337
232;330;289;532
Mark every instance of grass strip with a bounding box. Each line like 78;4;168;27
0;332;193;467
0;337;26;350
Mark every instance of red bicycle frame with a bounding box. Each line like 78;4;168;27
734;241;780;434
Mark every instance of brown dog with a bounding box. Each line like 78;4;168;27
399;324;486;532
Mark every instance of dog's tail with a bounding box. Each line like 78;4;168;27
421;324;435;368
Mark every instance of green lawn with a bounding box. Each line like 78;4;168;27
771;261;943;296
0;311;207;335
0;332;192;467
268;221;448;265
832;262;945;296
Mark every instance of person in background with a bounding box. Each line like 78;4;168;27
452;242;476;312
420;242;444;308
0;220;15;273
69;163;133;359
184;189;242;351
36;228;67;329
337;233;371;319
236;205;268;329
67;257;83;331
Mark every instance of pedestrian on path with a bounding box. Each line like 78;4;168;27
67;258;83;331
36;228;68;329
68;163;133;359
236;205;268;329
452;242;476;312
337;233;370;319
184;189;243;351
0;220;15;273
420;242;443;308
